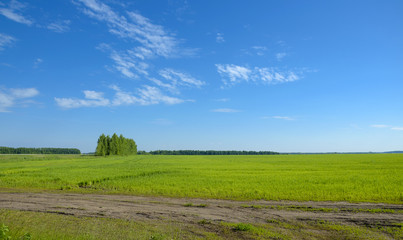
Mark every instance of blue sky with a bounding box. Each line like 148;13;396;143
1;0;402;153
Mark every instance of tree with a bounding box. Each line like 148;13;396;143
95;133;137;156
110;133;119;155
95;134;107;156
0;147;80;154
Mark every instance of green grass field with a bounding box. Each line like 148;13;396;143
0;153;402;203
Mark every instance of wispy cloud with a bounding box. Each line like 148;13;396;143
0;87;39;112
263;116;295;121
1;1;74;34
47;20;71;33
215;98;230;102
211;108;240;113
216;64;252;85
98;43;149;78
0;33;16;51
252;46;267;56
276;52;287;61
242;46;268;56
55;90;110;108
216;32;225;43
98;44;203;96
74;0;202;106
216;64;302;86
113;85;184;106
277;40;286;47
62;0;204;109
371;124;403;131
371;124;389;128
0;0;33;25
158;68;204;89
33;58;43;68
76;0;187;59
55;85;185;109
10;88;38;98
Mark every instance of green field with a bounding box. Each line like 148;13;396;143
0;154;402;203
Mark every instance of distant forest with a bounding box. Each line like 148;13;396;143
138;150;279;155
0;147;81;154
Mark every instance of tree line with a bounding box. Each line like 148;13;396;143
0;146;81;154
95;133;137;156
138;150;279;155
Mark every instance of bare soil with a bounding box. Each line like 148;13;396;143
0;192;402;227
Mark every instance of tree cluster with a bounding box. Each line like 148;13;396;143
95;133;137;156
139;150;279;155
0;147;81;154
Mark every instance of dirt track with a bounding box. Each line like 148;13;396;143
0;192;402;227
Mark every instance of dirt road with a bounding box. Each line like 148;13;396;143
0;192;402;227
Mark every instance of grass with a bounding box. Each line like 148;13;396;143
0;209;217;240
0;154;402;203
1;153;402;239
2;209;400;240
232;223;253;231
183;203;207;208
241;204;401;214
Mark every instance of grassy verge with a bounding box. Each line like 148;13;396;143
241;204;402;214
0;209;217;240
1;209;401;239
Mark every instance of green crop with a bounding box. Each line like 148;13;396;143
0;154;402;203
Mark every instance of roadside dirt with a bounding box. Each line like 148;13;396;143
0;192;402;227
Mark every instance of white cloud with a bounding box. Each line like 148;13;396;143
47;20;71;33
258;67;299;83
10;88;38;98
148;69;204;95
251;46;267;56
371;124;403;131
276;52;287;61
76;0;184;58
110;49;148;78
216;64;252;85
110;85;139;106
149;78;178;93
0;0;33;25
55;90;110;108
264;116;294;121
277;40;286;47
55;96;110;108
112;84;185;106
252;46;267;51
215;98;230;102
33;58;43;68
211;108;240;113
0;33;16;51
216;64;302;86
371;124;389;128
0;92;14;111
136;85;184;105
216;32;224;43
159;68;204;88
55;85;185;109
77;1;201;103
0;87;39;112
83;90;105;100
98;43;149;78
